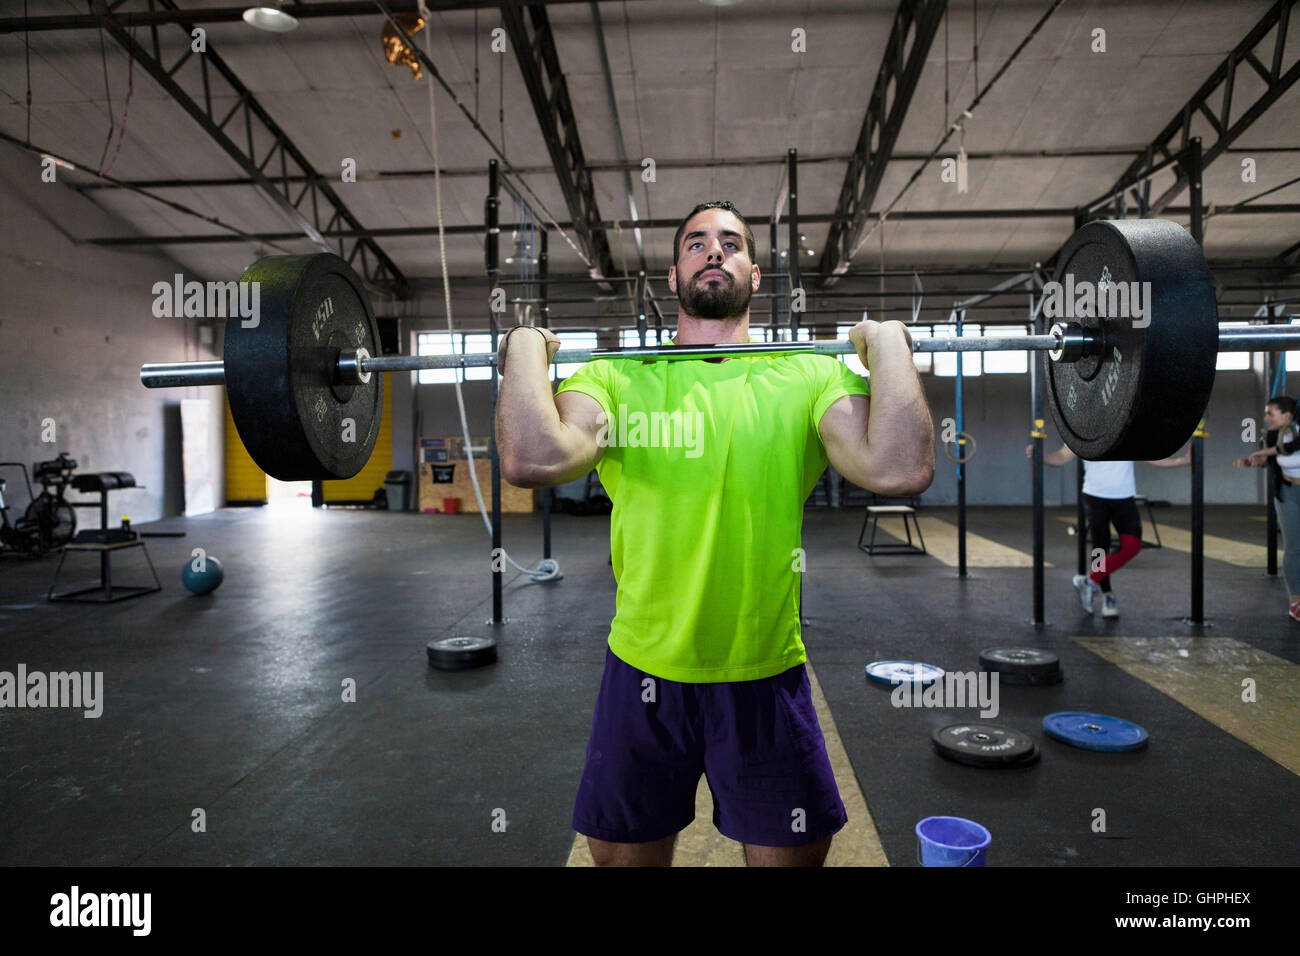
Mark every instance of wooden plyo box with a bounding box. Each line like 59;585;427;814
416;437;534;513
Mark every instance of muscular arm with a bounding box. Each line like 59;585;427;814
495;331;606;488
819;322;934;497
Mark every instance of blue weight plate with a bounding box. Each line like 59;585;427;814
1042;712;1148;752
865;660;944;687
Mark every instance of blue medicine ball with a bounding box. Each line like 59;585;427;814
182;556;224;594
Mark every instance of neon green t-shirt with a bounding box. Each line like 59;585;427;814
555;350;871;683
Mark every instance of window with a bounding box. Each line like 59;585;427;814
554;332;598;379
909;326;932;372
1215;322;1252;371
772;326;812;342
415;332;457;385
462;334;493;381
416;331;494;384
620;328;649;348
931;322;981;377
1287;317;1300;375
983;325;1029;374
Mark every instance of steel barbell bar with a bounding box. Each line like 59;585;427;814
139;324;1300;390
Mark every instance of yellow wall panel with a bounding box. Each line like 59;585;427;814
224;394;268;504
322;376;393;502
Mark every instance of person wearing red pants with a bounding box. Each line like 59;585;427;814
1025;446;1190;618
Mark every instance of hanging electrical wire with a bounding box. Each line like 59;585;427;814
99;25;137;177
372;0;597;275
417;0;560;584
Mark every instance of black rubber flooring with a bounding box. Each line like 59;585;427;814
0;503;1296;866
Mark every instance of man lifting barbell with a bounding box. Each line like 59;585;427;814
495;201;935;867
1025;445;1189;618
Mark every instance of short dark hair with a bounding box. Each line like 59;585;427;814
1268;395;1297;416
672;201;756;266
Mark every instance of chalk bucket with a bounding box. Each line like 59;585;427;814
443;497;462;515
915;816;991;867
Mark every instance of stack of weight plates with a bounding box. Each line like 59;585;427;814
931;723;1041;769
978;647;1063;686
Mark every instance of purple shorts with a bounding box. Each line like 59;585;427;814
572;647;847;847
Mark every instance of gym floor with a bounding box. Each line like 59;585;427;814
3;503;1296;867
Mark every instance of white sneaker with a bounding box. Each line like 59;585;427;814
1102;594;1119;619
1072;574;1099;614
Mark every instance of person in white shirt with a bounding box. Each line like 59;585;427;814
1026;446;1190;618
1234;395;1300;622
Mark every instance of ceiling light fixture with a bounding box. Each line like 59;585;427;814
242;2;299;33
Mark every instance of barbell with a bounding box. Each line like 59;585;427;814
139;219;1300;481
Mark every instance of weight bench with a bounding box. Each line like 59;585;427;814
1133;494;1169;549
48;471;160;603
858;504;927;556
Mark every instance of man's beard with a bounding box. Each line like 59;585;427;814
679;268;751;320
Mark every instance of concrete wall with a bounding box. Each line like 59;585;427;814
0;141;223;525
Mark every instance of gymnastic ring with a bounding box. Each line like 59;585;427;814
944;432;977;464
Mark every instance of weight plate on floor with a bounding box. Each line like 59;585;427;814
1045;219;1217;460
979;647;1062;682
224;253;383;480
427;635;497;671
866;660;944;687
1042;711;1148;752
931;723;1040;768
997;669;1064;686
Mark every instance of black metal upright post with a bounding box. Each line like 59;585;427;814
1031;288;1046;626
486;160;504;624
956;309;967;578
1076;461;1086;574
1266;342;1278;576
539;227;552;561
1072;211;1087;578
787;147;805;618
787;148;800;338
1187;137;1205;625
770;218;780;335
636;270;648;348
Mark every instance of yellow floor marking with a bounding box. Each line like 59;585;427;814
1055;516;1269;567
868;515;1051;568
565;662;888;867
1075;637;1300;776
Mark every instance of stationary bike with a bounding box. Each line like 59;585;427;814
0;453;78;555
0;463;41;556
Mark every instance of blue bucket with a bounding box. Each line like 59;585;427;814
915;816;991;867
